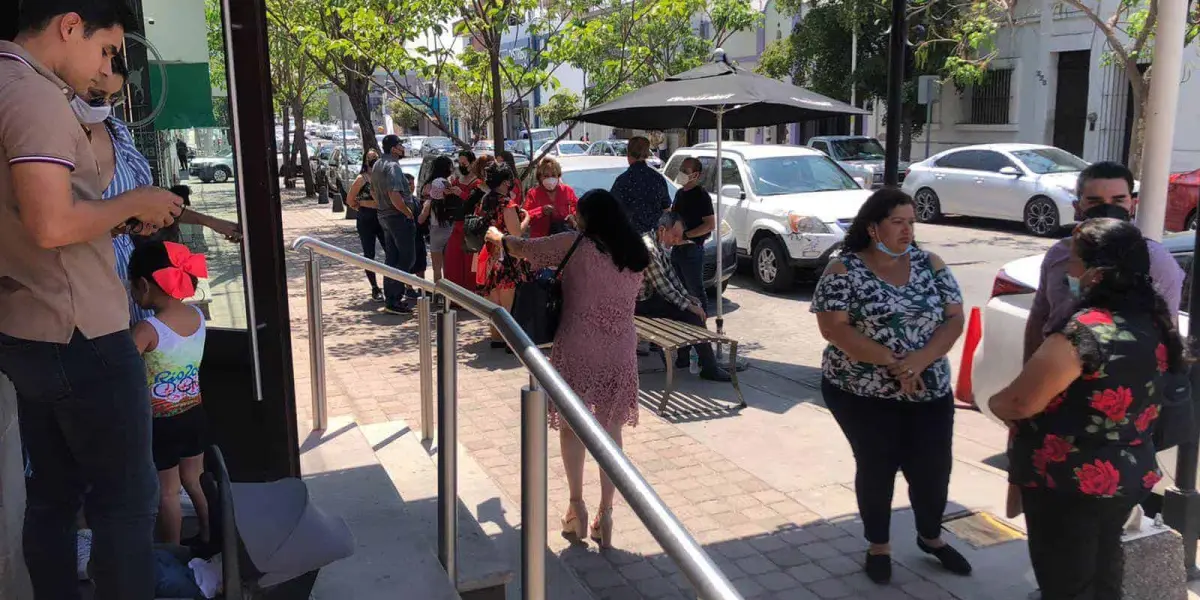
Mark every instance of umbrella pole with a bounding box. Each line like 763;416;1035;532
714;109;726;352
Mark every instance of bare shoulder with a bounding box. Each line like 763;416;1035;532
821;259;848;276
925;251;947;271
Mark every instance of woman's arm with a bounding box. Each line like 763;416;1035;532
178;208;241;242
346;175;366;210
988;333;1082;420
502;205;523;237
487;228;577;269
132;321;159;354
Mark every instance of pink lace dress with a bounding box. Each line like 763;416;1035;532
518;232;643;429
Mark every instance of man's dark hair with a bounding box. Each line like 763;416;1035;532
458;150;476;163
381;134;403;155
18;0;137;36
1076;161;1135;199
681;157;703;174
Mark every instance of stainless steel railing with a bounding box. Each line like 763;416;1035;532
291;236;741;600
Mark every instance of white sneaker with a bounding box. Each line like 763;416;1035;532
76;529;92;580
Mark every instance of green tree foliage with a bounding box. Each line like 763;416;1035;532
535;90;582;127
389;99;423;132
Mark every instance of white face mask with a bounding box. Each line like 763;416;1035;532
70;96;111;125
675;172;697;187
542;177;559;191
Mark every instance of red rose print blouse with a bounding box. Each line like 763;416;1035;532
1009;308;1164;497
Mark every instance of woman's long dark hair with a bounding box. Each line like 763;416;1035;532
425;155;454;189
843;188;915;253
359;152;378;175
1072;218;1185;372
576;189;649;273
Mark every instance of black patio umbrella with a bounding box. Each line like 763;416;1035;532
574;51;868;339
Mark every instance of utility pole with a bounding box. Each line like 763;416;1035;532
1159;0;1199;579
883;0;906;186
849;26;858;133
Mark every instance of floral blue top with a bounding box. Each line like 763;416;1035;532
102;118;155;324
810;249;963;402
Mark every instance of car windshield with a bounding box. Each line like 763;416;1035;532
559;143;588;156
1010;147;1090;174
560;166;678;196
746;156;860;195
829;138;886;161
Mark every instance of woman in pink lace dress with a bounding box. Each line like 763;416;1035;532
486;189;650;548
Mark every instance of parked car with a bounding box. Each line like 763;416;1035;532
1165;168;1200;231
806;135;905;188
534;140;590;159
400;136;428;155
343;156;423;218
519;128;557;150
421;137;459;157
325;146;365;197
518;155;736;292
190;150;235;183
901;143;1137;237
586;139;664;169
664;144;872;292
966;233;1193;428
275;143;317;176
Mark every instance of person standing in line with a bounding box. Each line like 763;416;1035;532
811;188;972;584
346;149;385;301
991;219;1176;600
610;136;670;235
522;157;578;238
1024;161;1184;361
175;137;188;171
417;156;456;282
0;4;185;599
441;152;484;290
371;134;418;314
485;189;650;548
670;157;716;312
475;163;531;350
406;172;427;283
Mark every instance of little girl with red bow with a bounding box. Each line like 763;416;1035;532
127;241;212;549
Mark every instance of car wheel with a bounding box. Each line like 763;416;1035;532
753;237;795;293
1187;211;1197;231
1023;196;1060;237
200;177;213;184
213;166;232;183
913;187;942;223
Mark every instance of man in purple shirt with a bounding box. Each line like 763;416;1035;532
1024;161;1185;361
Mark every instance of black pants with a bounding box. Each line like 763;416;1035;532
635;295;718;370
1022;488;1136;600
379;214;417;307
0;330;158;600
821;379;953;544
671;242;706;313
356;207;385;291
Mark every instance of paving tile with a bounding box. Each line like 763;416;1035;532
768;588;822;600
636;576;682;598
899;580;957;599
786;563;833;584
816;555;861;577
807;576;854;599
731;576;768;598
755;570;798;592
734;554;778;576
765;547;811;568
797;542;842;561
619;560;661;582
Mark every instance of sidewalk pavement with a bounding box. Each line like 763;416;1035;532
274;195;1178;599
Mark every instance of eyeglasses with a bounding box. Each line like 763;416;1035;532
86;92;125;108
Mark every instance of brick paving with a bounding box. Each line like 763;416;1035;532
273;192;949;599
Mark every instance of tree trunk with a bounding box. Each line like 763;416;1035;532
489;32;505;150
292;96;315;197
343;67;379;154
900;103;914;162
281;105;295;189
1127;72;1150;179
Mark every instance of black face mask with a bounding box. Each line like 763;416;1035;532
1083;203;1131;222
458;165;469;176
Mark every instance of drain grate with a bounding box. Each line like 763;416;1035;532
941;510;1025;549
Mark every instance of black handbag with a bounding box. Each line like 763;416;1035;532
511;235;584;346
1154;370;1195;451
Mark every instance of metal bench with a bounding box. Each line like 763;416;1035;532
634;316;746;416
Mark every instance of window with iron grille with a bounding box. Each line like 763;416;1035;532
962;68;1013;125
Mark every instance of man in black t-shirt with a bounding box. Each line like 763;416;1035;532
671;157;716;313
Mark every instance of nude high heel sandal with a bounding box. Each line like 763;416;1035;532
561;500;588;539
591;506;613;548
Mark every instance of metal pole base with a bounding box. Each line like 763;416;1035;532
1163;486;1200;578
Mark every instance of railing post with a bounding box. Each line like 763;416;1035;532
436;306;458;585
304;251;327;431
417;294;435;444
521;374;548;600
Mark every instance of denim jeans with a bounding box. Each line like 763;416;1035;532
379;214;417;307
0;329;158;600
671;242;706;313
356;206;386;291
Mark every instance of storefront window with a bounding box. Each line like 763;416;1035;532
122;0;248;329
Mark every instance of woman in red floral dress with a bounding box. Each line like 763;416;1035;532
990;218;1181;600
475;163;531;349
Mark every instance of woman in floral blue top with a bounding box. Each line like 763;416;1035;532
990;218;1180;600
812;188;971;584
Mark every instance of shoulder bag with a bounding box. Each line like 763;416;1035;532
511;234;585;346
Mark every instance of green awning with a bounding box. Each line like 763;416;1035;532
149;62;218;131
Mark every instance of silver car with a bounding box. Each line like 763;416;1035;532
806;135;906;189
900;143;1119;236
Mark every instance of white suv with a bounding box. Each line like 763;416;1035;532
664;144;873;292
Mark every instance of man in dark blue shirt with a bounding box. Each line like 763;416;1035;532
611;136;670;234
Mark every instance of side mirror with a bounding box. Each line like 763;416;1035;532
721;184;745;200
853;176;868;189
999;166;1021;177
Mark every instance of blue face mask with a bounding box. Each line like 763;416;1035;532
875;241;914;258
1067;275;1081;298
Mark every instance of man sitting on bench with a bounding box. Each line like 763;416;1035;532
637;212;732;382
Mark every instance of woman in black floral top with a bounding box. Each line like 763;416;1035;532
989;218;1181;600
812;188;971;584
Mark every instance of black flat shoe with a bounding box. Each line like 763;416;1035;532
699;367;732;382
917;537;972;575
864;552;892;584
490;340;506;349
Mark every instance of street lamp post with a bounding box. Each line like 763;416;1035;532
883;0;906;186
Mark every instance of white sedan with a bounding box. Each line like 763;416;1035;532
967;233;1193;425
903;144;1108;236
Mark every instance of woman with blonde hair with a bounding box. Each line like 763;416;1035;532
523;157;579;238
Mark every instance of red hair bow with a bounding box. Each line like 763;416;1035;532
152;242;208;300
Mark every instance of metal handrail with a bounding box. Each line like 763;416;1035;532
291;236;741;600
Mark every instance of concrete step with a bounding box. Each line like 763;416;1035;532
300;417;461;600
360;419;594;600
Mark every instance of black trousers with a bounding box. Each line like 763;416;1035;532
355;206;385;291
635;295;719;370
1022;488;1136;600
821;379;954;544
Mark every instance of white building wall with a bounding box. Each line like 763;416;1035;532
140;0;209;64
